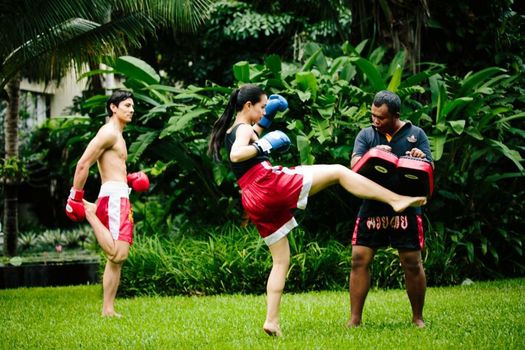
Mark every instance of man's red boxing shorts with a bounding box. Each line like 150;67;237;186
96;181;134;245
238;161;313;246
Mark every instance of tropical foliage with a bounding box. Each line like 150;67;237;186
132;0;524;88
118;222;472;295
23;36;524;285
132;0;354;84
118;225;411;296
0;0;212;255
0;0;211;88
16;226;96;253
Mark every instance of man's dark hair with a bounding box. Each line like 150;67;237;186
106;90;134;117
373;90;401;116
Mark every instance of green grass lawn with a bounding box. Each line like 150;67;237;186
1;278;524;349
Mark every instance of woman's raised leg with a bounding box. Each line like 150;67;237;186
305;164;426;212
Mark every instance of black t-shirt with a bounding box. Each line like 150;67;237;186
225;124;269;179
353;122;433;216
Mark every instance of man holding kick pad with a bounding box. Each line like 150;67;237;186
348;90;434;328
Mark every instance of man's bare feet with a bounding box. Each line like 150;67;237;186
263;322;282;337
102;311;122;318
391;196;427;213
413;318;425;328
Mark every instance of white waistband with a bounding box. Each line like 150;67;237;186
98;181;129;198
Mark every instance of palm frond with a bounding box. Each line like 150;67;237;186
0;0;212;87
0;0;110;56
110;0;211;32
1;14;156;87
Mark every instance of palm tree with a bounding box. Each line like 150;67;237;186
0;0;211;256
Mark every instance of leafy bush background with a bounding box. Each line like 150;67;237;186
23;39;524;292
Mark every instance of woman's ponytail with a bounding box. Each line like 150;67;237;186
208;88;240;160
208;84;264;161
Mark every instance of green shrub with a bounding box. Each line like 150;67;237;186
118;221;468;296
118;224;353;296
17;226;97;254
25;41;524;285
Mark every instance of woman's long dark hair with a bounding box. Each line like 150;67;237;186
208;84;264;161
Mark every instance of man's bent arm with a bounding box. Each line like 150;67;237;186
73;129;117;189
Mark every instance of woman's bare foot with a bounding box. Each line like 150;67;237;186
391;196;427;213
413;318;425;328
263;322;282;337
102;310;122;318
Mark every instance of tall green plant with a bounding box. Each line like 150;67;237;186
421;69;524;276
119;224;352;296
0;0;211;256
78;56;239;229
226;42;524;278
28;41;524;282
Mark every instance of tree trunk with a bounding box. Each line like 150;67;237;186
3;75;21;257
89;59;105;95
351;0;429;73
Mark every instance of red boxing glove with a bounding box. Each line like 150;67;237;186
65;188;85;222
127;171;150;192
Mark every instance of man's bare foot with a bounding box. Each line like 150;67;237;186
346;317;362;328
83;199;97;217
102;311;122;318
413;318;425;328
263;322;282;337
346;320;361;328
391;196;427;213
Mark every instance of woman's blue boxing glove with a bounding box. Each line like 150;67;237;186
258;94;288;129
253;130;291;155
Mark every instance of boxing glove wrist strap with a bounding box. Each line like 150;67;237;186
253;143;263;155
253;139;272;155
69;188;84;201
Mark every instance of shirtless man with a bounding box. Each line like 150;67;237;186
65;90;149;317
